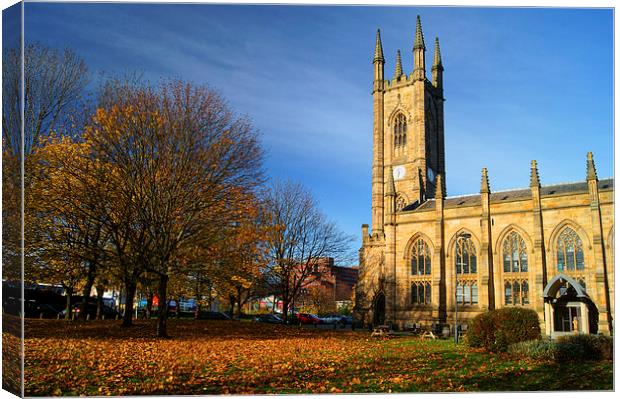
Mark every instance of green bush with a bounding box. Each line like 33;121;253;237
468;307;541;352
508;334;613;362
556;334;613;361
508;339;557;360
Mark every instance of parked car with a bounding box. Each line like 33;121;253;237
194;310;231;320
253;313;283;324
61;302;119;319
296;313;322;325
320;314;345;324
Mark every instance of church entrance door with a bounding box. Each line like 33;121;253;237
543;274;597;337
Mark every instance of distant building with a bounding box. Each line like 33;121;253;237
297;258;358;309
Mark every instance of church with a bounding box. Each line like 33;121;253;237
355;16;614;337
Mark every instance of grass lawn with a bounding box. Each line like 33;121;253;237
16;318;613;395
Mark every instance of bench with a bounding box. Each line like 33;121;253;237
371;325;391;337
420;330;437;340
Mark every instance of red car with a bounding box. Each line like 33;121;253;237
296;313;322;325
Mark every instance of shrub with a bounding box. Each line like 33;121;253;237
556;334;613;361
468;307;541;352
508;334;613;362
508;339;557;360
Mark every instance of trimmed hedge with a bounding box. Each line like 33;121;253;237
556;334;613;361
468;307;541;352
508;334;613;361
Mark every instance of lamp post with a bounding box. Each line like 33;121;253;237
455;233;471;344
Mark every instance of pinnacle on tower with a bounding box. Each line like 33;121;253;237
413;15;425;50
386;167;396;196
374;28;385;63
586;152;598;181
435;174;444;199
432;37;443;70
530;160;541;188
480;168;490;193
394;49;404;79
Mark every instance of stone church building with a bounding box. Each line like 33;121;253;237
355;17;614;337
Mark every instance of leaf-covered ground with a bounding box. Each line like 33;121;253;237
22;319;613;395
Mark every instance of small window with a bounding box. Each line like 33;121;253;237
394;114;407;148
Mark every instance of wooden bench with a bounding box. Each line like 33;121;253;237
420;330;437;340
371;325;391;337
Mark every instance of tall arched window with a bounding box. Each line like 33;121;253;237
411;238;431;276
557;227;585;271
455;235;477;274
394;114;407;148
503;231;528;273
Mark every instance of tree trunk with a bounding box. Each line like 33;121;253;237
121;280;137;327
79;274;95;320
282;298;290;324
95;285;104;319
64;287;74;320
228;294;235;318
156;274;169;338
146;292;153;319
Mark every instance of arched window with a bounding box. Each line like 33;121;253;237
455;235;477;274
411;282;431;305
411;238;431;276
503;231;528;273
394;114;407;148
557;227;585;271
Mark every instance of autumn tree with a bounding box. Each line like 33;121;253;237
2;43;88;283
85;79;263;336
29;134;111;319
300;285;337;315
262;180;353;323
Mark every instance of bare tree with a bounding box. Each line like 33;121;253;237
2;43;88;156
262;180;354;323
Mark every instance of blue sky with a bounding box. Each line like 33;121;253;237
17;3;614;256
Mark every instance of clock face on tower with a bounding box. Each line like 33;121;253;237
393;165;406;180
427;168;435;183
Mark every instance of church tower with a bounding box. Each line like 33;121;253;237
371;16;446;234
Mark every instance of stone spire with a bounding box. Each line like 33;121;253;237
394;49;404;79
480;168;490;193
413;15;425;50
586;152;598;181
530;160;540;188
374;29;384;63
412;16;426;81
432;37;443;70
435;174;444;199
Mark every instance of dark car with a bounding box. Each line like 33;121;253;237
61;302;119;319
194;310;231;320
253;313;283;324
296;313;322;325
27;302;63;319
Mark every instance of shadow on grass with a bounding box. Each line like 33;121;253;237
23;318;366;341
